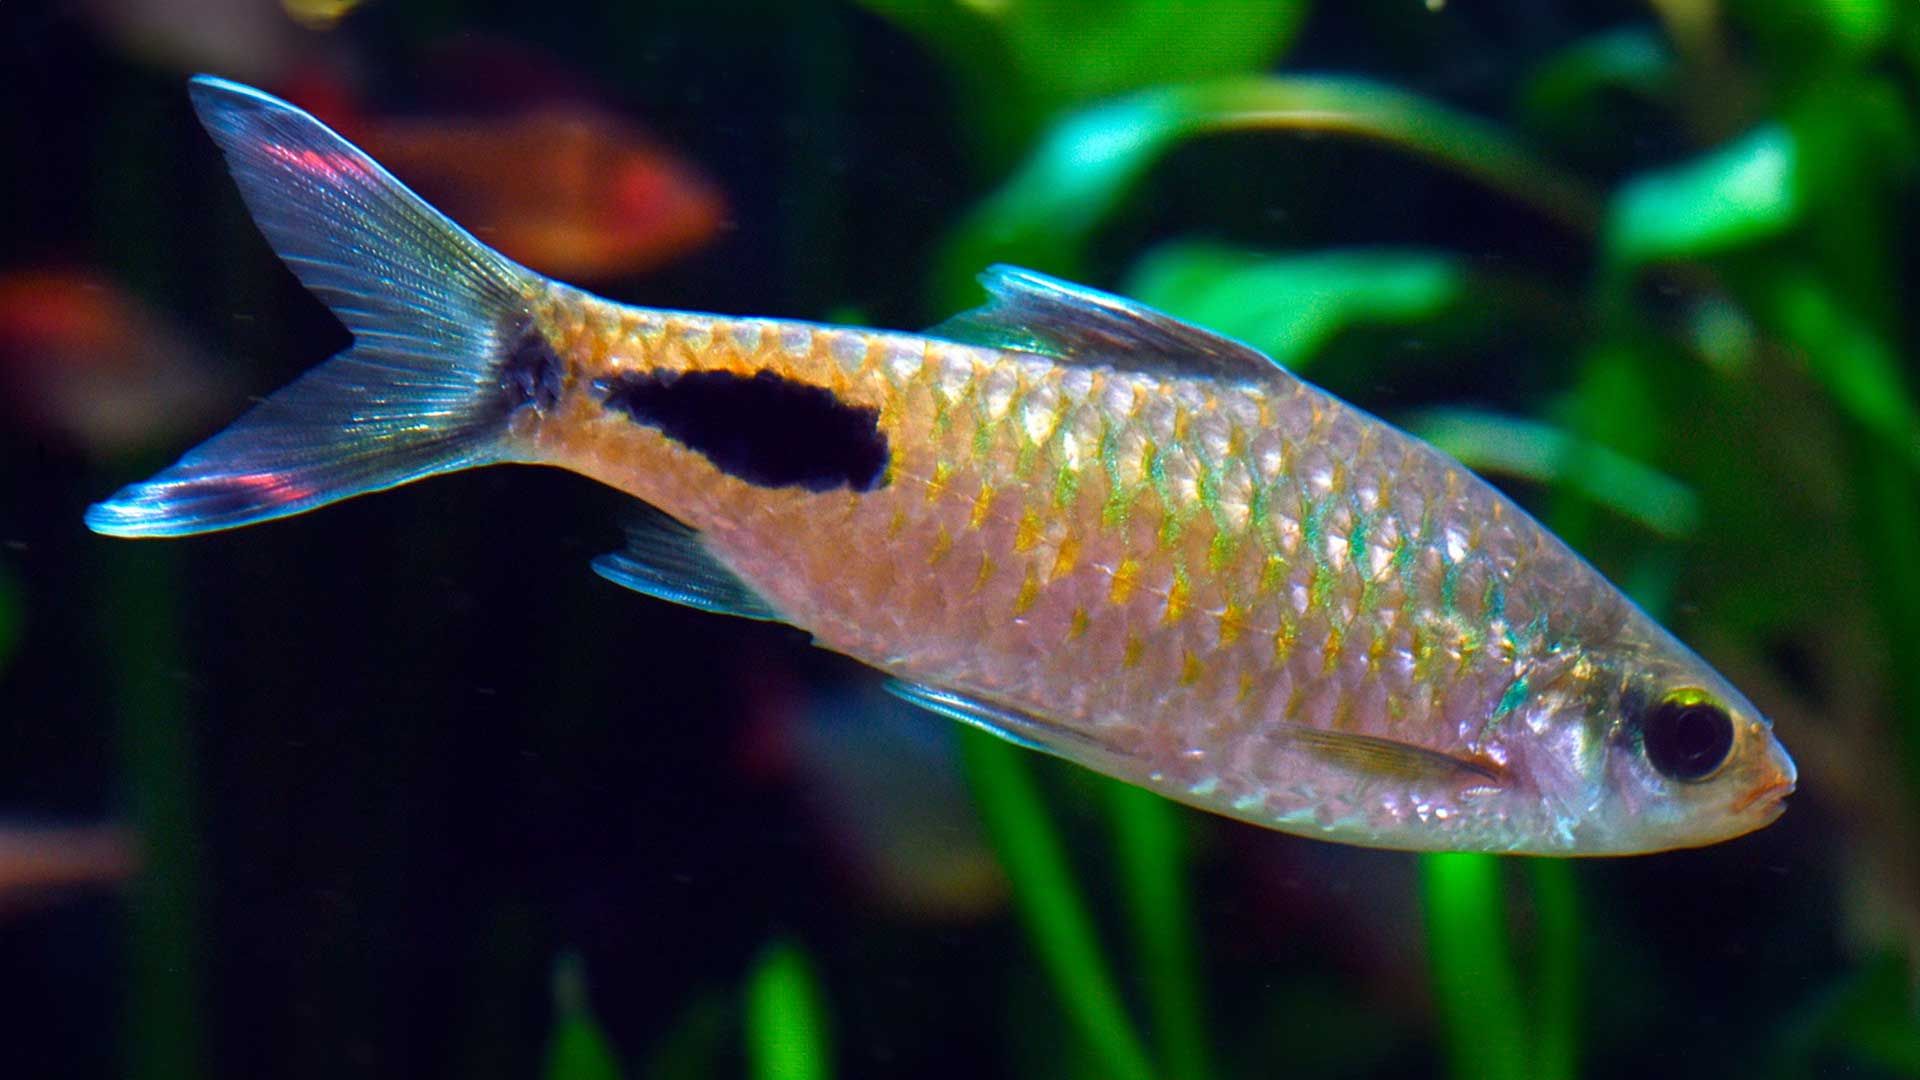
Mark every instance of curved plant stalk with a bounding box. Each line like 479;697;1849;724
104;543;204;1080
1105;785;1214;1080
1420;853;1528;1080
746;940;833;1080
957;730;1156;1080
0;560;18;675
1126;245;1469;371
543;954;625;1080
1125;242;1587;372
1528;860;1582;1080
938;75;1601;306
1406;408;1700;539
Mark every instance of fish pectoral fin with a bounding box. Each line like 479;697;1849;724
591;509;784;623
885;680;1134;765
926;265;1285;383
1273;725;1506;786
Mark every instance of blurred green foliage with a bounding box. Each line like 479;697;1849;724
0;561;19;675
932;75;1600;308
957;730;1155;1080
745;941;832;1080
856;0;1306;163
882;1;1920;1077
543;955;626;1080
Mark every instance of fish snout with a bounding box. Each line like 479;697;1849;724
1731;733;1797;818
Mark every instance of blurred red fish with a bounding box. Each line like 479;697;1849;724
0;823;139;919
282;70;725;281
0;271;229;455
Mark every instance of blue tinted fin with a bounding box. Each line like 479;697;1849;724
590;512;784;622
884;680;1132;765
926;265;1283;381
86;76;542;538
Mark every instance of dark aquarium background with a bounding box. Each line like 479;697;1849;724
2;1;1917;1078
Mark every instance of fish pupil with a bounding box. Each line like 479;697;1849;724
598;369;889;493
1641;698;1734;781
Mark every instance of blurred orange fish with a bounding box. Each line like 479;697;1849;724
0;271;229;455
283;72;725;281
0;823;139;918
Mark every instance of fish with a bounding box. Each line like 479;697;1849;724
279;66;725;281
0;269;230;455
0;823;139;918
87;77;1797;855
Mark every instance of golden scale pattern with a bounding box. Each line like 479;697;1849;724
546;292;1625;787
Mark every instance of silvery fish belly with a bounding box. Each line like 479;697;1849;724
88;77;1797;856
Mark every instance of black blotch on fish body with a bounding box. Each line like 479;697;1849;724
598;369;890;493
499;322;565;413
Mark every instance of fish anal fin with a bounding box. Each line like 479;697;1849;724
927;265;1284;382
885;680;1132;766
1276;725;1506;787
590;510;784;623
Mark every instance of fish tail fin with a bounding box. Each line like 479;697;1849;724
87;75;553;538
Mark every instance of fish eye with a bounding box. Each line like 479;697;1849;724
1640;691;1735;782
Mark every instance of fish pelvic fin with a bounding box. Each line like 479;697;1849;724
591;510;785;623
1273;725;1507;787
86;76;549;538
884;680;1136;770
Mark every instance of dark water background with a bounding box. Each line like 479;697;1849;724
0;2;1909;1078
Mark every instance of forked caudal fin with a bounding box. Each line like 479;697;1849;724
86;76;543;538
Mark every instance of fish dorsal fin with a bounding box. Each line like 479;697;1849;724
590;510;784;623
1273;725;1506;786
927;265;1284;382
885;680;1136;768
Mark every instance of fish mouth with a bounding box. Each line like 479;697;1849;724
1731;777;1795;817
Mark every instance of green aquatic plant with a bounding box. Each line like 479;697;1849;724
910;3;1920;1077
745;940;833;1080
543;955;626;1080
858;0;1306;163
0;561;19;676
934;74;1602;309
957;732;1156;1080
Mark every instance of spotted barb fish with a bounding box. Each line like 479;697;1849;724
89;77;1796;855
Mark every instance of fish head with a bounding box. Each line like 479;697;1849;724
1513;613;1796;855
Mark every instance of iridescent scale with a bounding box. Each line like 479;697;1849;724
536;286;1632;848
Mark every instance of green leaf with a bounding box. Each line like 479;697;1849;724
1746;267;1920;472
997;0;1304;120
1125;244;1470;370
1422;854;1528;1080
858;0;1304;159
1520;25;1676;135
1105;785;1214;1080
0;560;19;675
1607;124;1800;266
938;76;1600;307
543;954;624;1080
957;731;1155;1080
640;991;729;1080
1527;861;1583;1080
1406;408;1702;538
745;941;832;1080
1731;0;1894;68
